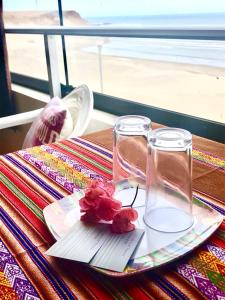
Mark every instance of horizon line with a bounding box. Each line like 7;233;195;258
4;10;225;17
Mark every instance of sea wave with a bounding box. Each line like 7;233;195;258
84;38;225;68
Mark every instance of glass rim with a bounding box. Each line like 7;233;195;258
114;115;151;135
149;127;192;148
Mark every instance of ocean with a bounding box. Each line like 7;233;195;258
88;13;225;26
84;13;225;68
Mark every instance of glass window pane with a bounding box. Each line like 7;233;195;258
6;34;67;84
3;0;225;125
66;36;225;124
6;34;48;80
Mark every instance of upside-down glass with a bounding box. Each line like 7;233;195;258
144;128;193;232
113;115;151;207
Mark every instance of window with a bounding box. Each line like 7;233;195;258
66;36;225;124
3;0;225;141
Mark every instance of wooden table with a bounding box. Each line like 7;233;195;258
0;128;224;299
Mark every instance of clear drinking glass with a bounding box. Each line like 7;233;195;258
113;115;151;207
144;128;193;232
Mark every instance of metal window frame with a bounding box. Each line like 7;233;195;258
7;26;225;143
5;26;225;39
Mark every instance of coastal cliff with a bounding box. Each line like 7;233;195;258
3;10;87;26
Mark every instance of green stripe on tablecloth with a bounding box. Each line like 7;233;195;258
57;143;112;175
89;271;132;300
0;172;44;221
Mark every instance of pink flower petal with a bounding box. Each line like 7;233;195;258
79;197;92;210
80;209;101;223
101;180;115;196
111;221;135;233
111;208;138;233
85;187;107;201
96;197;121;221
113;207;138;222
88;179;115;197
79;186;106;211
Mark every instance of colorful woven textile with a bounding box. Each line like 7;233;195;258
0;135;225;300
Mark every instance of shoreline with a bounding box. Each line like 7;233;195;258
68;51;225;124
6;35;225;124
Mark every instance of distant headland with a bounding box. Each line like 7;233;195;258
3;10;88;26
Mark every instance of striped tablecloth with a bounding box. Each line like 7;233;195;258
0;135;225;300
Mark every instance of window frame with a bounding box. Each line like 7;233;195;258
4;2;225;142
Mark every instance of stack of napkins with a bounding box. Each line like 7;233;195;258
46;221;144;272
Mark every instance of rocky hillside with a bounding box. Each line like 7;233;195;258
3;10;88;26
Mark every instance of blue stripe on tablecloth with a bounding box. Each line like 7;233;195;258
152;272;189;300
0;207;76;300
194;194;225;215
72;137;113;159
5;155;63;200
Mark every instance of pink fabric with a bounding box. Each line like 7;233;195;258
23;97;67;148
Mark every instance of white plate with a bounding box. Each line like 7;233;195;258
43;192;223;277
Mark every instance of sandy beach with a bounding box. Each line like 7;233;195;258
4;11;225;124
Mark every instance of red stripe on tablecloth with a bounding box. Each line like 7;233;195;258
209;235;225;249
120;279;153;300
1;155;52;205
74;271;113;300
219;222;225;230
0;164;48;210
62;140;113;170
83;271;152;300
50;143;112;180
0;164;54;242
0;180;53;243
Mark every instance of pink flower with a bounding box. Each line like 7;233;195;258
96;197;121;221
80;179;120;221
111;208;138;233
79;180;138;234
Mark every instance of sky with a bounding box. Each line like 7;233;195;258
4;0;225;17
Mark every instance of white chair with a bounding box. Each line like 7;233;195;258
0;84;94;138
